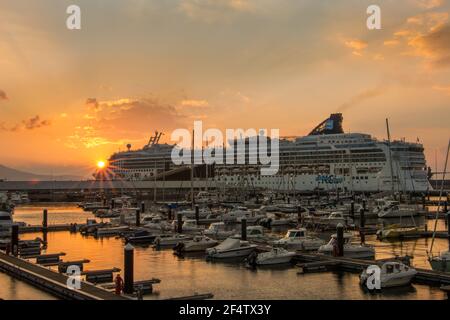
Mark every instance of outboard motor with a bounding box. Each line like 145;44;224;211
246;251;258;267
173;241;185;253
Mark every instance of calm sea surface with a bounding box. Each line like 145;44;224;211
1;204;448;300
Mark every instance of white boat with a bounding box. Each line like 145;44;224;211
231;226;265;240
273;228;325;251
174;236;218;252
154;234;192;247
178;208;209;219
222;209;249;223
203;222;234;240
250;247;295;265
172;219;204;233
236;211;265;224
0;210;13;238
374;199;423;218
360;262;417;288
318;233;375;259
429;251;450;272
96;225;130;236
206;238;257;259
143;216;172;232
319;211;354;228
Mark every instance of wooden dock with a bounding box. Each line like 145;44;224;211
0;251;129;300
294;253;450;286
19;224;82;233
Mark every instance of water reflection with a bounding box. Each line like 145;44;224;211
6;204;448;300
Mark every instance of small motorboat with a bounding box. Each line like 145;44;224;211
203;222;234;240
231;226;265;240
154;234;192;247
143;216;171;232
248;247;295;266
429;251;450;272
376;225;422;240
273;228;325;251
173;235;218;253
360;262;417;288
319;211;354;228
374;200;423;218
318;233;375;259
206;238;257;259
96;226;131;237
172;219;205;233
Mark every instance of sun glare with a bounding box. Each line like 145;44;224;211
96;160;106;169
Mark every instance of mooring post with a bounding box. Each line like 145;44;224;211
124;243;134;295
241;218;247;241
42;209;48;231
297;207;302;226
195;205;199;225
359;208;366;244
135;209;141;227
141;201;145;214
447;213;450;251
11;224;19;256
350;201;355;219
337;223;344;257
177;213;183;234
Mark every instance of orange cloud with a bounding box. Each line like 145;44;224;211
180;99;209;107
413;0;445;9
344;39;368;56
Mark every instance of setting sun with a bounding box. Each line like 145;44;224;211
96;160;106;169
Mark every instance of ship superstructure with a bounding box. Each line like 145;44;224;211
103;115;430;192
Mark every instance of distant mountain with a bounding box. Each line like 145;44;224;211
0;164;83;181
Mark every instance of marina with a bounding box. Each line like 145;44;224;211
1;200;450;300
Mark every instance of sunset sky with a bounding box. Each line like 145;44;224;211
0;0;449;177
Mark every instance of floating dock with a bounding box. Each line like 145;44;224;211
0;251;129;300
294;253;450;286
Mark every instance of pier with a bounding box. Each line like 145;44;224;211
0;251;129;300
294;253;450;286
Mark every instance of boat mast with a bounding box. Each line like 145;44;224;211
429;139;450;256
386;118;395;196
191;129;194;209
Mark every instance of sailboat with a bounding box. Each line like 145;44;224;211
428;139;450;272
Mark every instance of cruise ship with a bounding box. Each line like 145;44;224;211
101;114;431;193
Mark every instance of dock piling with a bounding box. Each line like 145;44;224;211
11;225;19;256
195;205;199;224
350;201;355;219
177;213;183;234
359;208;366;244
336;223;344;257
241;219;247;241
135;209;141;227
42;209;48;230
124;243;134;295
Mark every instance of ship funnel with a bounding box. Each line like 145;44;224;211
308;113;344;135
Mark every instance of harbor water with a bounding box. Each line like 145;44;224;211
1;204;448;300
